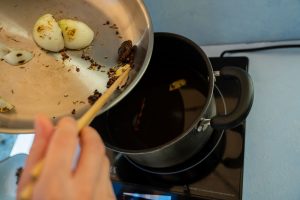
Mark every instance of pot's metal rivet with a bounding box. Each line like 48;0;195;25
197;118;211;132
214;71;221;77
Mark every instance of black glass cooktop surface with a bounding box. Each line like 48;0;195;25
91;56;249;200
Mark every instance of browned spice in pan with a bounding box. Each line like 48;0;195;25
60;50;69;61
88;63;102;71
107;68;116;77
106;76;118;88
103;21;122;37
72;100;85;105
105;40;137;88
106;67;117;88
81;54;90;60
81;53;102;71
109;24;118;29
118;40;137;67
88;90;102;105
103;21;110;25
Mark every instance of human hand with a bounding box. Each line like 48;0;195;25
17;115;116;200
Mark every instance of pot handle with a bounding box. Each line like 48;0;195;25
210;67;254;130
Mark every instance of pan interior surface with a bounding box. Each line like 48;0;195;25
0;0;153;133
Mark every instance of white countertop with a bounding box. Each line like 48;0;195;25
242;51;300;200
8;42;300;200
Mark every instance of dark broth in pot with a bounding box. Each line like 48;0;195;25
91;33;211;150
93;65;209;150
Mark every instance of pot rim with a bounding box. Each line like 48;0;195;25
106;32;215;155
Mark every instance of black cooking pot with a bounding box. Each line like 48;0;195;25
91;33;254;168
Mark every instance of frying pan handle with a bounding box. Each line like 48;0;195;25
210;67;254;130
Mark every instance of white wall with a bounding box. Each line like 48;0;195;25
144;0;300;45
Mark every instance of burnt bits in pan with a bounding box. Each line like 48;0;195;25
106;75;118;89
87;90;102;105
106;40;136;88
106;67;118;88
118;40;137;67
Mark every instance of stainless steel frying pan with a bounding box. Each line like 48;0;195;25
0;0;153;134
